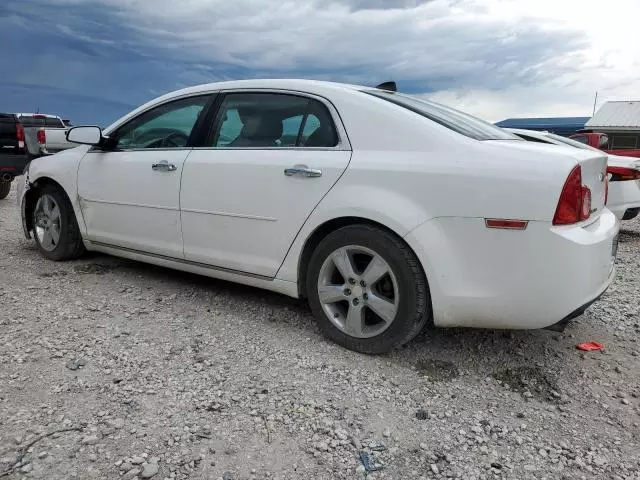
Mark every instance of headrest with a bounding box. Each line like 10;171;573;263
242;113;282;141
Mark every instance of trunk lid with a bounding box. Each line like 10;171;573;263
573;150;608;218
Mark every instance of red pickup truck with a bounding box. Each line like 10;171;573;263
569;132;640;158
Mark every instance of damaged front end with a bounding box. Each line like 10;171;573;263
17;165;34;240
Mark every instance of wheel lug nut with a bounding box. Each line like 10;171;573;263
363;293;368;301
352;298;360;306
348;278;356;285
344;288;351;296
360;280;366;287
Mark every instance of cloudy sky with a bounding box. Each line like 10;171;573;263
2;0;639;126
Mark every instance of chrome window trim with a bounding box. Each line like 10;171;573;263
87;147;194;153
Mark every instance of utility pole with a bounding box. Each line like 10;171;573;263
592;92;598;117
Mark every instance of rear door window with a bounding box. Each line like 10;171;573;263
208;93;339;148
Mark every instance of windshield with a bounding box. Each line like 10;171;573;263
546;132;601;152
364;90;521;141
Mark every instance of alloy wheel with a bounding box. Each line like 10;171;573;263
317;245;399;338
34;194;62;252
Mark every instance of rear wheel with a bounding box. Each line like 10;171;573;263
32;185;85;261
0;180;11;199
306;225;430;354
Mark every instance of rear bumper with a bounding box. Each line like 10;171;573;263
0;153;29;177
405;210;619;330
607;180;640;220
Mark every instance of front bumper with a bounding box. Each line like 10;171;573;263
16;171;32;239
405;210;619;330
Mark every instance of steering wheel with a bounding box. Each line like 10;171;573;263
161;131;190;148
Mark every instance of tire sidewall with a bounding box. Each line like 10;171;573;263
0;180;11;199
306;226;425;353
33;186;76;261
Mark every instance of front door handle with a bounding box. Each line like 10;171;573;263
284;165;322;178
152;160;177;172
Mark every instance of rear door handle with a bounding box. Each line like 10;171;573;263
284;165;322;178
152;160;177;172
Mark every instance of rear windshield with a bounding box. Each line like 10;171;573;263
17;116;64;128
364;90;521;141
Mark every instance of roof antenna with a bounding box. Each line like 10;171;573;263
375;81;397;92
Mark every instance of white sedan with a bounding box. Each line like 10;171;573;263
506;128;640;221
17;80;619;354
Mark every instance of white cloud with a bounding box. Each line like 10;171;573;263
18;0;640;121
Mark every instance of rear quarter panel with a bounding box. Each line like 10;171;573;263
276;90;582;285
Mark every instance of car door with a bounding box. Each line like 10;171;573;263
181;91;352;278
77;94;211;258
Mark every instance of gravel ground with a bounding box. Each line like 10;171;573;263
1;180;640;480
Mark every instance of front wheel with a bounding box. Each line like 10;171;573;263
0;180;11;199
32;185;85;261
306;225;430;354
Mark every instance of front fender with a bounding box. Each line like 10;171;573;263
20;146;89;238
17;171;31;239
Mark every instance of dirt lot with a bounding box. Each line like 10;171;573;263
1;181;640;480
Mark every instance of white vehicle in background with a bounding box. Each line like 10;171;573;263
16;113;76;155
506;128;640;221
17;80;619;354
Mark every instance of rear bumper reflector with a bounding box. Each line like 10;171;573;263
484;219;529;230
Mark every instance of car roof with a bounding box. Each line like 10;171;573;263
164;79;365;96
103;79;380;133
143;79;368;109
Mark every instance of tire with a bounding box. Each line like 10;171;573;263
32;185;85;261
306;224;431;354
622;208;639;221
0;180;10;200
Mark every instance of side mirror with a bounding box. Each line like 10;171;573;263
66;126;103;145
598;135;609;148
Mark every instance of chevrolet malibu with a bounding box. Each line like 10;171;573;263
17;80;619;354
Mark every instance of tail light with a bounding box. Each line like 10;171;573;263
553;165;592;225
16;123;25;148
607;166;640;181
37;129;46;145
